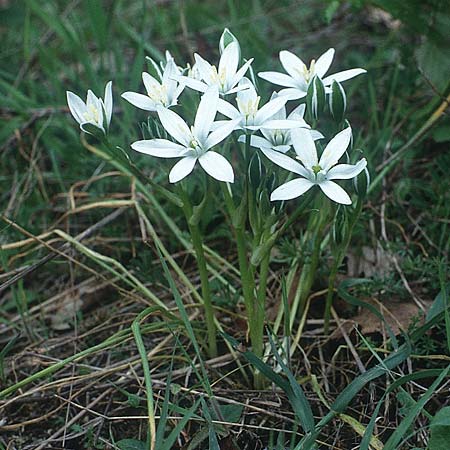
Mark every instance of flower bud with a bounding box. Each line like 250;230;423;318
266;172;278;193
306;76;326;120
80;122;106;141
248;151;265;189
258;189;271;217
353;164;370;198
219;28;241;58
329;80;347;123
145;56;163;81
332;206;349;247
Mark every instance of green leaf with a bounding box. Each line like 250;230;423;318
430;407;450;450
324;0;340;23
416;40;450;95
222;333;315;435
116;439;147;450
218;404;244;423
432;123;450;143
426;283;450;321
384;366;450;450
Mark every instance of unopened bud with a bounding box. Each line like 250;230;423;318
332;206;349;247
306;76;326;120
219;28;241;58
353;164;370;198
329;80;346;123
248;151;264;188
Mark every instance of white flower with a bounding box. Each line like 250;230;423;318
239;102;323;153
217;78;298;131
131;87;239;183
122;57;184;111
67;81;112;133
268;127;367;205
178;42;253;95
146;50;179;79
258;48;366;100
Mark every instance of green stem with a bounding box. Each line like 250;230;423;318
251;249;270;390
179;187;217;358
323;197;363;333
291;200;328;328
221;183;255;318
254;250;270;351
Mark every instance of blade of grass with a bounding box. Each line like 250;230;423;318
383;365;450;450
131;307;157;450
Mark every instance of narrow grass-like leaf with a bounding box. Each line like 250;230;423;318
131;308;157;450
360;369;448;450
383;365;450;450
267;332;315;434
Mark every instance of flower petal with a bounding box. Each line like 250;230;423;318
319;127;352;171
66;91;86;125
104;81;113;127
217;98;241;119
157;107;192;146
170;82;185;106
279;50;306;79
205;119;240;149
290;127;318;169
247;135;272;149
327;158;367;180
255;96;287;125
194;53;214;84
310;130;324;140
262;119;309;130
131;139;187;157
273;144;291;153
236;78;258;106
86;90;99;109
322;68;366;85
219;41;239;83
277;87;307;100
142;72;160;94
314;48;334;78
318;180;351;204
198;151;234;182
169;156;197;183
289;103;306;119
194;86;219;144
231;58;254;88
176;76;208;92
260;148;310;177
271;178;314;201
122;92;157;111
258;71;298;88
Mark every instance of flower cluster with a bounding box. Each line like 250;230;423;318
67;29;368;205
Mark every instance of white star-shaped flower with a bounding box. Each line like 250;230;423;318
122;57;184;111
259;48;366;100
239;102;323;153
66;81;112;134
131;87;239;183
217;78;300;132
268;127;367;205
178;42;253;95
